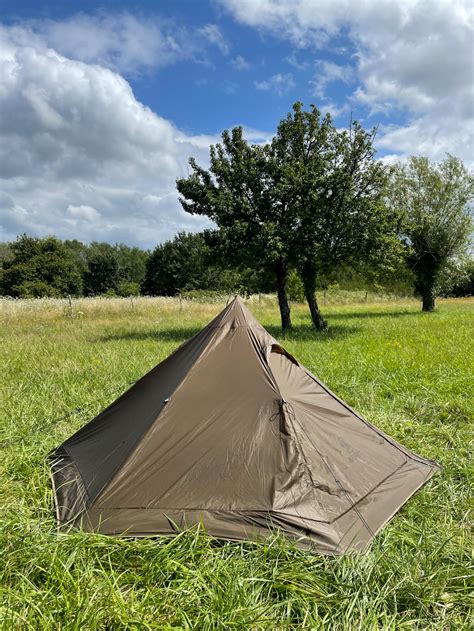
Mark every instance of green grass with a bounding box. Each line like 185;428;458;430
1;296;473;629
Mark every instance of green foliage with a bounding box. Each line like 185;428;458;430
83;244;120;296
116;281;141;297
272;103;394;271
114;243;149;285
437;257;474;297
0;237;151;298
1;298;472;628
141;231;264;297
177;128;282;268
287;269;305;302
388;155;473;310
143;232;218;296
270;103;400;329
0;234;83;297
326;260;415;296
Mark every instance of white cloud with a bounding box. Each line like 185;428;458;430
285;51;309;70
219;0;474;166
311;60;353;98
231;54;250;70
0;26;214;247
254;72;295;96
198;24;229;56
67;204;100;221
6;13;195;76
3;12;233;77
319;101;350;120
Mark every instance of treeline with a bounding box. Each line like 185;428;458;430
1;230;472;301
0;232;272;298
0;237;148;298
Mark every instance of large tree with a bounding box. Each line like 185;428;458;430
389;155;473;311
177;104;398;330
270;103;395;329
177;128;295;330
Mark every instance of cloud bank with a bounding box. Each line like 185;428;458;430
0;23;219;247
220;0;474;165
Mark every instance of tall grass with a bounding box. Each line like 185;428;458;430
1;297;472;629
1;289;418;324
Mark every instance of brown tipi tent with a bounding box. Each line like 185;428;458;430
50;297;439;554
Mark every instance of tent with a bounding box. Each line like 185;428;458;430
50;297;439;554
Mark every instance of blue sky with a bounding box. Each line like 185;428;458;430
0;0;472;247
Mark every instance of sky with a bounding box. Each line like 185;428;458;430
0;0;473;249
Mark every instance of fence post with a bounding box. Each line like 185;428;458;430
68;294;73;318
179;292;182;311
130;295;135;312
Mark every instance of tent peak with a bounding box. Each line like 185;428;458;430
215;295;263;329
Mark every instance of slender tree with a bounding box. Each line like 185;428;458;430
389;155;473;311
270;103;395;329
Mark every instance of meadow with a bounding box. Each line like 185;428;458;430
1;295;472;629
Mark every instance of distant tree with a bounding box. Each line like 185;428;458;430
114;243;149;286
64;239;89;277
177;128;295;331
388;155;473;311
435;256;474;298
0;235;82;297
270;103;396;329
201;229;276;296
83;243;120;296
142;231;265;297
142;232;216;296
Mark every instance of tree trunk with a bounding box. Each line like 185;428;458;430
301;261;327;330
421;285;436;311
275;259;292;331
412;255;437;312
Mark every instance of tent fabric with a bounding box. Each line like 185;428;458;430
50;297;440;554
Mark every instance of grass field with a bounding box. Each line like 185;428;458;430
1;295;473;629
